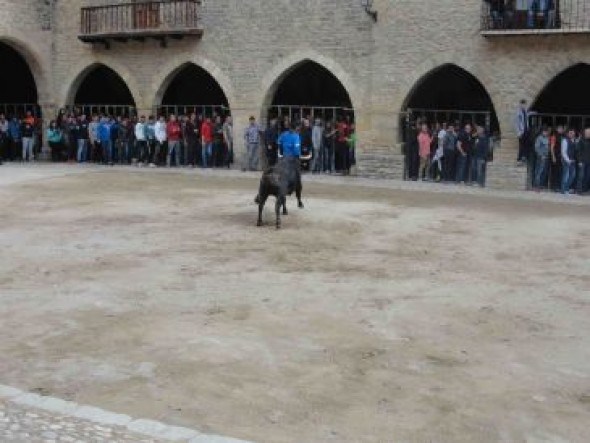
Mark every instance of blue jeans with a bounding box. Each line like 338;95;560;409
167;140;180;167
475;158;487;187
77;139;87;163
561;160;576;194
577;162;590;194
202;141;212;168
22;137;34;161
101;140;112;163
534;155;547;188
456;154;468;183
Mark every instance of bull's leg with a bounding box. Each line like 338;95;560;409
283;199;288;216
275;196;283;229
257;193;268;227
296;183;304;209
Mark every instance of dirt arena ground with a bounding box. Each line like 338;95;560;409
0;165;589;443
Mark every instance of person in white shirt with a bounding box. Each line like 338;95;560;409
134;115;147;166
154;116;167;167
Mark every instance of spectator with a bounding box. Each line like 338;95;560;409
347;123;357;175
277;122;301;158
335;116;350;173
300;119;313;170
135;115;147;166
561;129;577;194
456;123;473;184
222;116;233;168
201;117;213;168
97;117;113;165
212;115;224;167
9;117;21;162
417;124;432;181
46;120;64;162
118;117;133;164
184;113;198;167
576;128;590;195
534;126;550;191
88;115;100;163
76;114;89;163
311;118;323;174
154;116;167;167
21;112;36;162
515;99;530;164
473;126;491;187
549;125;564;191
264;118;279;168
442;124;457;182
166;114;181;168
0;114;8;164
323;121;336;173
243;116;261;171
146;116;157;167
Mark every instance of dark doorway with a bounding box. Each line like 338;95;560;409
403;63;499;134
74;65;135;106
533;63;590;116
159;63;229;117
0;42;38;116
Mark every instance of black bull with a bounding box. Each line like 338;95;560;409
255;156;304;228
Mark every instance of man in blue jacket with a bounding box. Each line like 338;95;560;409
277;123;301;158
97;117;113;165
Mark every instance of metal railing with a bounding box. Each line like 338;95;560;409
80;0;201;37
71;104;136;117
529;113;590;131
267;105;355;125
481;0;590;32
155;104;229;118
0;103;41;118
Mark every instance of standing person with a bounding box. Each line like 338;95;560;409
200;117;213;168
277;122;301;158
311;118;323;173
417;124;432;181
533;127;550;191
334;116;350;173
46;121;64;162
145;116;157;167
118;117;133;164
300;119;313;171
21;112;36;162
515;99;530;164
66;116;78;162
561;129;577;194
442;124;457;182
347;123;357;175
154;116;167;167
76;114;89;163
211;115;224;167
97;117;113;165
576;128;590;195
243;116;261;171
456;123;473;184
473;125;490;188
322;121;336;173
88;114;100;163
134;115;147;166
264;117;279;168
549;125;564;191
166;114;181;168
222;115;233;168
8;116;21;162
0;114;8;164
184;113;198;167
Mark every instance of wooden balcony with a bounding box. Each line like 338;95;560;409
79;0;203;48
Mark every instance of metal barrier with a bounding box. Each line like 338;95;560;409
70;104;136;117
0;103;41;118
155;104;229;118
481;0;590;32
529;113;590;131
267;105;354;125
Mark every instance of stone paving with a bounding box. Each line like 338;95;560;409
0;399;157;443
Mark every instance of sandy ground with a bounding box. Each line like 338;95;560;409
0;164;589;443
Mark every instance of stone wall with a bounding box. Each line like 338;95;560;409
1;0;589;186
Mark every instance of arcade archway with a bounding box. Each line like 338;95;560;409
157;63;230;117
71;64;136;116
0;41;39;117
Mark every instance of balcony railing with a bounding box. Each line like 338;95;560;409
79;0;202;46
481;0;590;35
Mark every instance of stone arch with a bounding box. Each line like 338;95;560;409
531;62;590;115
399;60;501;135
258;50;362;120
151;56;236;112
0;34;48;103
62;60;142;108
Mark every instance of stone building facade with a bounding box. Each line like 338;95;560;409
1;0;589;186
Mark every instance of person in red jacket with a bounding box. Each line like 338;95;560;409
200;117;213;168
166;114;181;167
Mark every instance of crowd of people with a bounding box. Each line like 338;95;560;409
0;108;358;175
485;0;559;30
405;121;496;188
